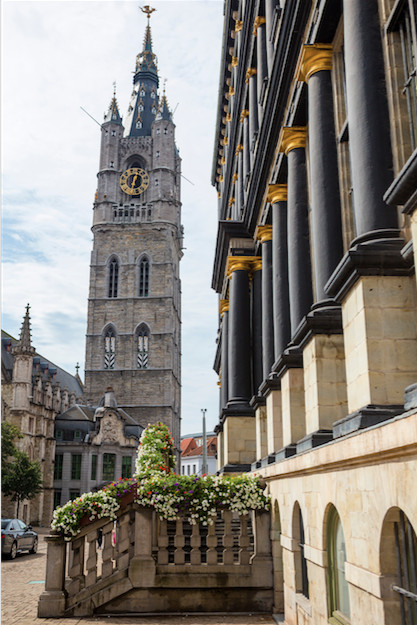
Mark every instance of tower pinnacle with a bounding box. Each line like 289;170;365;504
14;304;35;355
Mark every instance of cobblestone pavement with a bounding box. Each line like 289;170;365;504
1;528;277;625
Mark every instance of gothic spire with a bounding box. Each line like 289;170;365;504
157;81;172;121
125;6;159;137
15;304;35;355
104;83;123;124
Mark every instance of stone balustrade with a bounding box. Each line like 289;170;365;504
38;503;273;617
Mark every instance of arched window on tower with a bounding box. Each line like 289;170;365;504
139;256;150;297
104;327;116;369
108;257;119;298
137;325;150;369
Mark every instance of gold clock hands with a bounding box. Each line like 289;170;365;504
131;174;139;189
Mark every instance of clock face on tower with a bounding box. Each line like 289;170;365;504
120;167;150;196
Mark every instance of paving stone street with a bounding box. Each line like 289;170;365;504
1;528;276;625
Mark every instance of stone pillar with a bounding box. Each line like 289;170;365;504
255;404;268;460
266;387;282;454
265;0;278;72
227;257;253;409
278;127;313;336
254;15;268;121
268;185;291;360
298;44;344;303
37;535;67;617
257;226;275;379
281;368;306;447
220;299;229;412
236;145;244;213
252;258;263;395
343;0;397;239
246;68;258;161
129;507;156;587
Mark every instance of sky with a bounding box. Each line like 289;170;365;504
2;0;224;435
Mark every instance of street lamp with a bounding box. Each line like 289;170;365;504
201;409;207;474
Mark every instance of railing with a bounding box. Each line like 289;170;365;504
38;503;273;617
112;204;152;223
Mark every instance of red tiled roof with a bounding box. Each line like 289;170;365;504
181;437;197;455
182;436;217;458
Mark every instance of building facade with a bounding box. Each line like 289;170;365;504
211;1;417;623
1;307;84;525
53;388;142;508
180;432;217;475
84;11;182;453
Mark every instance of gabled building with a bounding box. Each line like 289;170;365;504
211;0;417;623
180;432;217;475
1;306;83;525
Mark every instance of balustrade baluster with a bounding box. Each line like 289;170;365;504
174;519;185;564
190;523;201;565
158;519;169;564
206;517;218;564
222;510;234;565
101;522;114;578
238;514;251;564
68;536;85;595
116;513;131;570
85;529;98;587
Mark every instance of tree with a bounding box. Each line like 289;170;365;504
1;421;23;476
2;451;43;519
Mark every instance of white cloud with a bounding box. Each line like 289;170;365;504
2;0;224;434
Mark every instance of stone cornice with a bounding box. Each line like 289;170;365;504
267;184;288;204
297;44;333;83
278;126;307;155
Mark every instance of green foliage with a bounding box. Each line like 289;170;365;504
51;490;120;539
1;421;23;475
2;451;43;518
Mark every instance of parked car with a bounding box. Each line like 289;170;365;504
1;519;38;559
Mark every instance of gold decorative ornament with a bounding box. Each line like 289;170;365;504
245;68;257;83
232;172;238;183
228;197;235;206
226;256;253;277
253;16;266;36
235;20;243;32
267;184;288;204
119;167;150;196
235;144;243;155
228;85;235;96
140;5;156;19
218;191;221;199
226;112;232;122
232;56;239;68
297;44;333;83
220;156;226;165
240;109;249;123
219;299;229;315
278;127;307;155
256;225;273;243
252;257;263;272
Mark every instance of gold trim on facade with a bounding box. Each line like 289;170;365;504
240;109;249;123
219;299;229;316
297;44;333;83
245;68;257;83
278;126;307;155
232;56;239;68
228;197;235;206
235;144;243;155
226;256;262;277
232;172;238;183
228;85;235;96
252;257;263;272
267;183;288;203
234;19;243;32
253;16;266;36
256;225;273;243
220;156;226;165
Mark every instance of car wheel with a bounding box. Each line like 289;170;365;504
10;542;17;560
29;538;38;554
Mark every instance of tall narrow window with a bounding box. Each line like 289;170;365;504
102;453;116;481
54;454;63;480
91;454;97;480
71;454;82;480
122;456;132;478
327;506;350;623
108;258;119;298
139;257;150;297
299;509;309;599
104;327;116;369
393;510;417;623
137;325;150;369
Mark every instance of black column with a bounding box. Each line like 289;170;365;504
269;185;291;359
247;70;259;160
280;128;313;335
343;0;397;239
242;111;250;192
258;228;274;378
255;17;268;121
220;305;229;411
227;261;252;409
300;47;344;302
252;261;263;394
265;0;278;73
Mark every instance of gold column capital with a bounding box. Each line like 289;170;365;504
235;19;243;32
256;225;273;243
252;257;263;272
235;143;243;155
219;299;229;316
297;44;333;83
231;56;239;67
245;68;257;83
240;109;249;123
217;191;221;199
232;172;238;183
219;156;226;165
267;184;288;203
253;16;266;36
228;197;235;206
226;255;263;277
278;126;307;155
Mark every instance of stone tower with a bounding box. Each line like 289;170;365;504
84;10;182;451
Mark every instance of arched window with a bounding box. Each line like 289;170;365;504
293;503;309;599
139;256;150;297
327;506;350;622
137;325;149;369
108;258;119;298
104;327;116;369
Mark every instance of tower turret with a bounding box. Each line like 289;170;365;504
12;304;35;412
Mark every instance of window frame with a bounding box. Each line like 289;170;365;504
54;454;63;480
108;257;119;298
102;453;116;481
327;506;351;625
121;456;132;478
71;454;82;481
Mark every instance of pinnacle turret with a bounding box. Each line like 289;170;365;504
14;304;35;356
104;85;123;125
157;83;172;121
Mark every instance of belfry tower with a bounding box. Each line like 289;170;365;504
84;8;182;449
